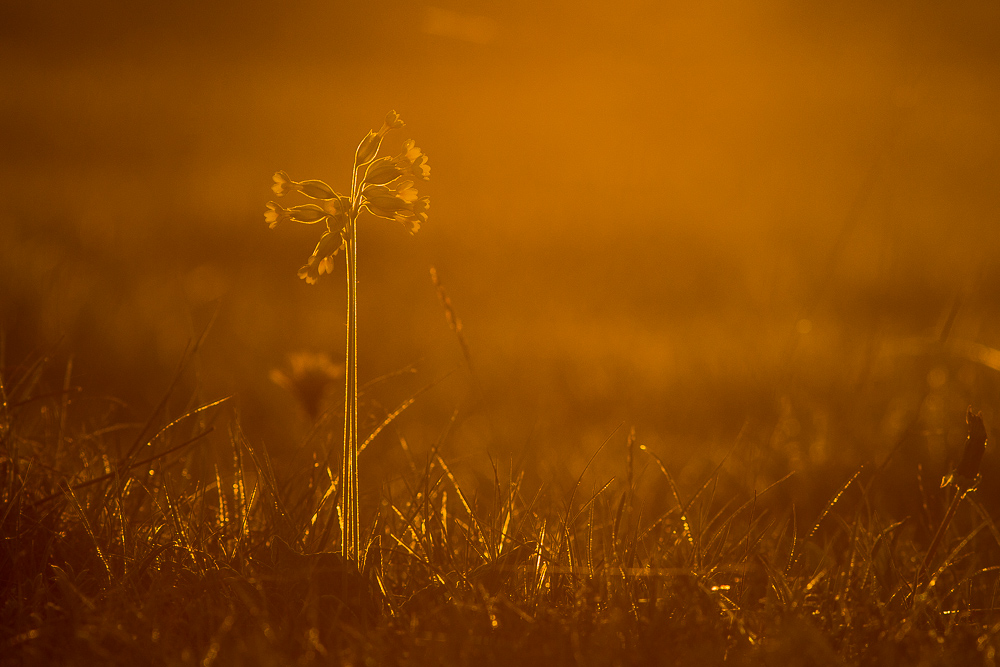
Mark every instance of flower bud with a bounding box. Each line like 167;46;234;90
381;110;405;133
356;130;382;166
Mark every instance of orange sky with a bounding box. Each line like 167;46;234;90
1;1;998;452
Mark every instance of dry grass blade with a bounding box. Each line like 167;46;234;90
358;372;453;456
570;477;616;527
642;444;695;547
923;521;986;594
804;466;864;545
33;428;215;506
61;483;113;581
435;453;488;558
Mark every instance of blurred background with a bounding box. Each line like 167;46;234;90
2;0;999;498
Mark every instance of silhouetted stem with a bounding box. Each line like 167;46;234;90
342;217;360;561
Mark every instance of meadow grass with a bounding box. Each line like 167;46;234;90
2;341;998;666
2;114;997;667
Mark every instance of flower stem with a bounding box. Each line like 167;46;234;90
342;216;360;561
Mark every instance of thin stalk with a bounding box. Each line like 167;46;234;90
341;217;361;561
350;219;359;561
912;487;967;600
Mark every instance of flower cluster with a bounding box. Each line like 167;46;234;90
264;110;430;283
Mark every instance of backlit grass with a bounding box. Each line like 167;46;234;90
2;343;998;666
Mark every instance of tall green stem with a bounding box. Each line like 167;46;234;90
342;217;360;561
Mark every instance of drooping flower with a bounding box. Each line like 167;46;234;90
271;171;338;200
363;140;431;185
356;111;406;166
362;181;418;218
400;140;430;180
297;257;323;285
394;197;429;234
272;171;294;196
265;201;290;228
394;180;419;204
297;230;344;285
361;180;428;233
290;204;326;224
265;202;329;228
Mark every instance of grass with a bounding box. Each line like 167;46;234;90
2;115;998;666
2;341;999;666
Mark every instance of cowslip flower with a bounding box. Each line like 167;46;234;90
361;182;428;234
263;110;429;563
272;171;338;200
393;197;429;234
356;110;407;166
297;230;344;284
362;181;417;212
364;140;431;185
264;202;328;229
379;110;405;134
272;170;294;196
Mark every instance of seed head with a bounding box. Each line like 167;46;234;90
270;352;343;420
954;408;988;490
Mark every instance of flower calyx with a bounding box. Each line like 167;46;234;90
272;171;338;200
264;202;328;229
355;110;406;166
362;181;428;234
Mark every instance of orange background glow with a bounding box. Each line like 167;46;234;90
2;1;998;487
